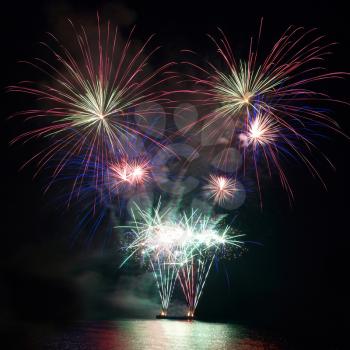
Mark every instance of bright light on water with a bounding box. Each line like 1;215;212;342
45;319;283;349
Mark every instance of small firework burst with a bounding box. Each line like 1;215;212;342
204;174;238;204
242;112;280;149
110;157;150;188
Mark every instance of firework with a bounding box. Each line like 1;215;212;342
240;111;280;149
120;201;187;314
204;174;238;204
9;15;174;191
110;157;150;188
120;201;243;315
177;211;243;316
237;110;292;196
181;23;347;199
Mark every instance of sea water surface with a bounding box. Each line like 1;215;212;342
44;319;284;350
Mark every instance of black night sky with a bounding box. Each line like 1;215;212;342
1;1;349;349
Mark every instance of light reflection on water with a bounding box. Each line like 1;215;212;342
46;319;282;350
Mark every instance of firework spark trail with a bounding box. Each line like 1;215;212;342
150;256;180;313
178;22;348;201
119;201;188;314
178;255;216;316
176;211;243;316
8;15;175;194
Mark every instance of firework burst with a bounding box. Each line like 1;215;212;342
110;157;150;188
241;111;280;149
9;15;174;192
180;22;347;199
204;174;238;204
